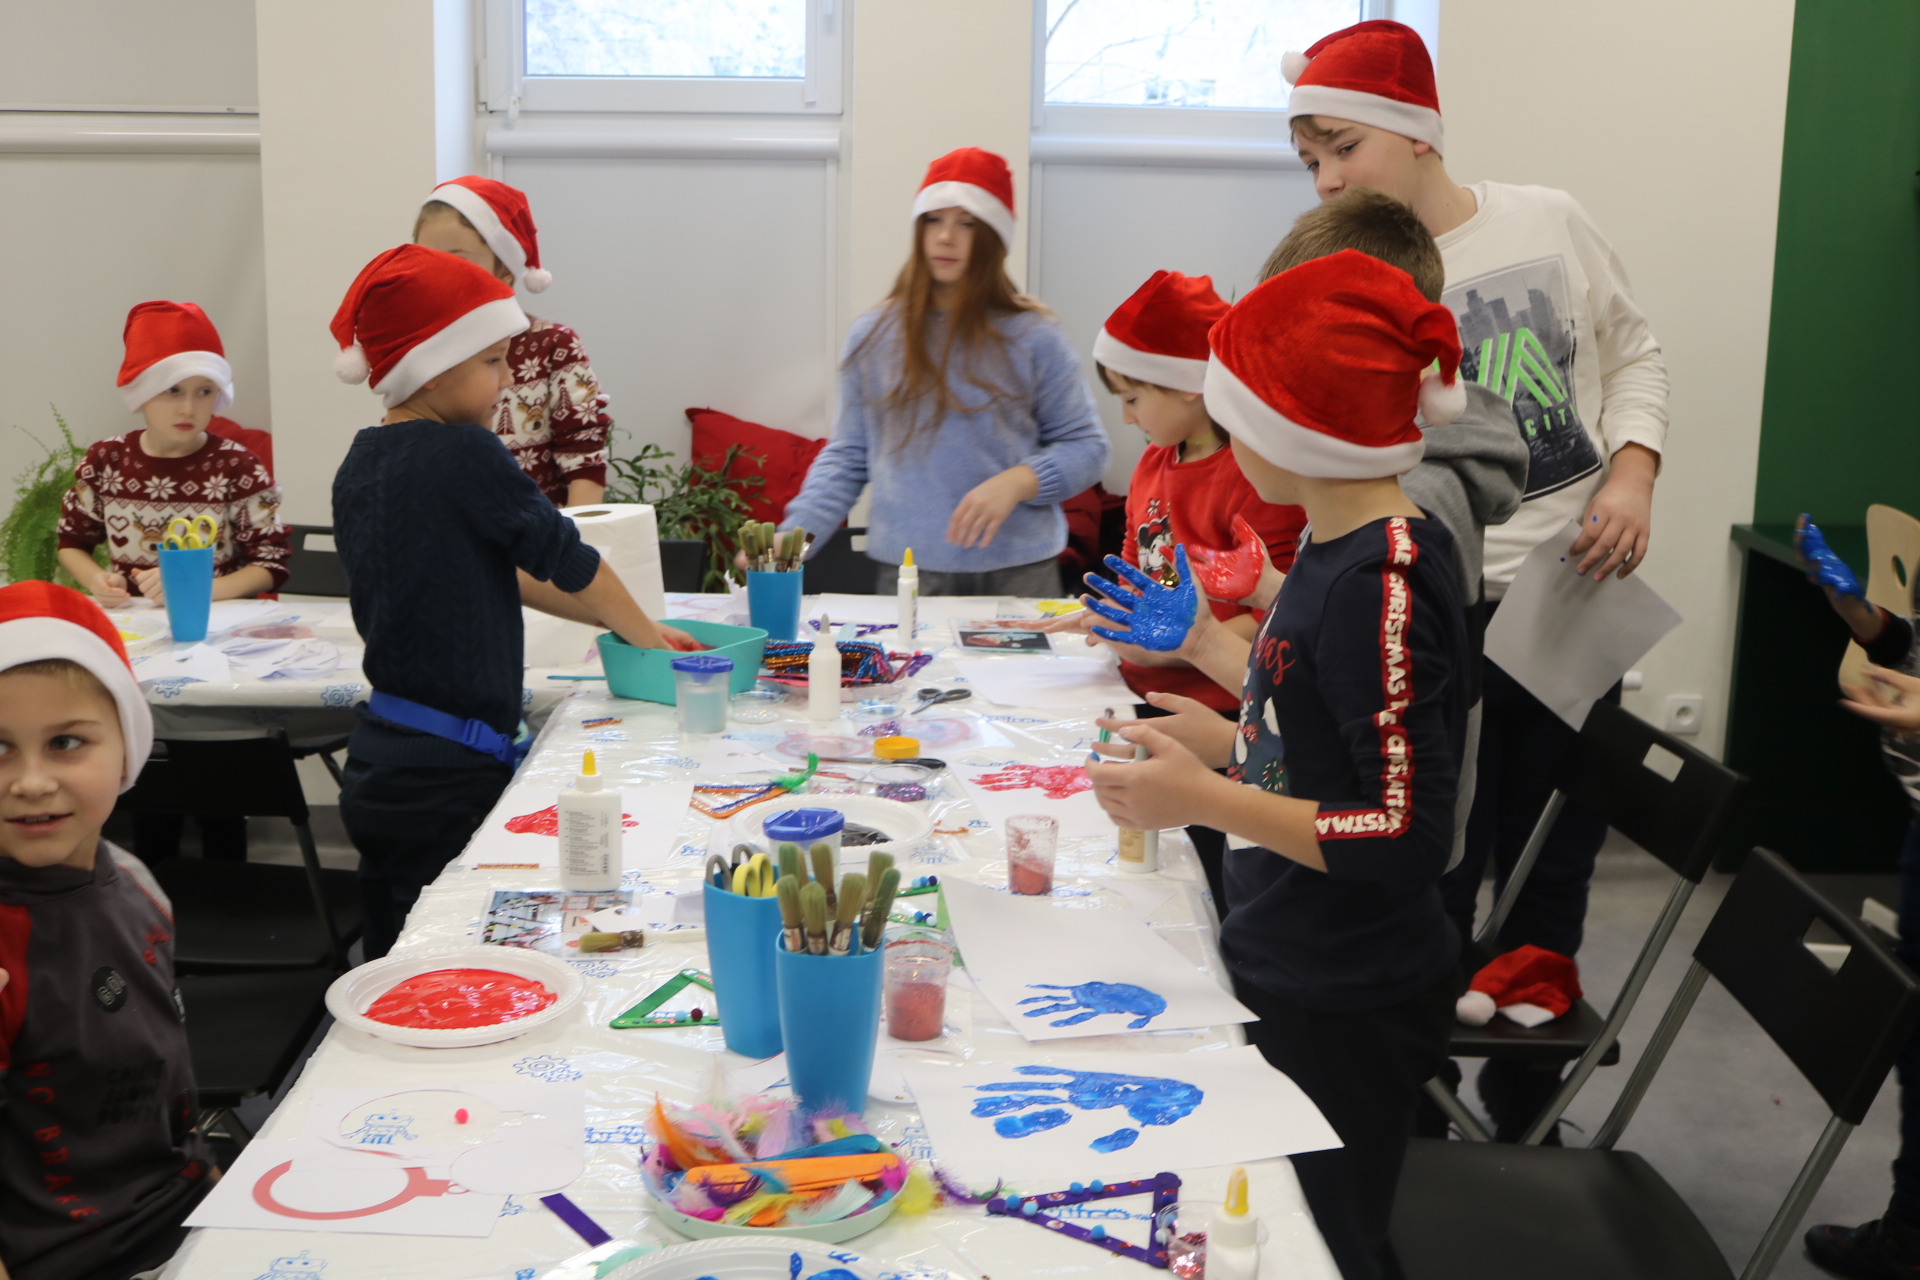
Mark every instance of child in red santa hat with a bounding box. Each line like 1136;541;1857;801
1086;249;1471;1280
415;176;611;509
56;301;288;608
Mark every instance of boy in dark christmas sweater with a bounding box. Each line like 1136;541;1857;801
1087;251;1469;1280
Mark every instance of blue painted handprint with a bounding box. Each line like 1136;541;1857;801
1020;981;1167;1029
1082;545;1199;652
969;1065;1204;1153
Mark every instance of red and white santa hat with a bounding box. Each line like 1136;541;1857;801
424;176;552;293
911;147;1017;250
1455;945;1583;1028
0;581;153;791
1093;271;1230;394
1283;19;1444;155
1204;249;1465;478
331;245;529;409
117;301;234;415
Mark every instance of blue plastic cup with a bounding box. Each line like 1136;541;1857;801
158;546;215;643
746;570;803;642
703;882;784;1058
775;935;883;1116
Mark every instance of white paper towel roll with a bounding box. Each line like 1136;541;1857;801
523;503;668;667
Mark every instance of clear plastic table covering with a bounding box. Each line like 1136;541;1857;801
162;608;1339;1280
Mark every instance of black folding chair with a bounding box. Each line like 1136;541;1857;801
1393;847;1920;1280
280;523;350;598
180;967;333;1147
115;729;361;971
802;526;879;595
1427;702;1747;1143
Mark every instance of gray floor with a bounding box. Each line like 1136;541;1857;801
1451;835;1904;1279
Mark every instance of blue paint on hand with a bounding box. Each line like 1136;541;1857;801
1083;546;1199;652
1798;517;1866;600
970;1065;1204;1151
1090;1128;1140;1153
992;1107;1073;1138
1019;981;1167;1029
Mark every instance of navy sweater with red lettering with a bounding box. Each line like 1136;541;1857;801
1220;514;1468;1012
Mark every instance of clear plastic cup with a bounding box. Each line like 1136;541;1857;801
730;686;786;724
1005;813;1058;895
671;654;733;735
884;931;952;1041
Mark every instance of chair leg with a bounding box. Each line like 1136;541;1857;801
294;819;346;969
1477;790;1566;947
319;750;345;788
1423;1075;1493;1142
1740;1115;1855;1280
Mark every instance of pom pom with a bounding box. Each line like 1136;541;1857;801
523;266;553;293
333;342;369;385
1418;370;1467;428
1456;989;1496;1026
1281;51;1310;84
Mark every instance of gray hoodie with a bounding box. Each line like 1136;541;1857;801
1402;379;1530;604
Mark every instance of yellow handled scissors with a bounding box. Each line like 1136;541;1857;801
163;514;220;551
732;853;775;897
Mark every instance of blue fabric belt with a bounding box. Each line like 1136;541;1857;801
366;691;527;766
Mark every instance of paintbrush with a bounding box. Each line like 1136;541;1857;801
577;929;644;953
866;850;894;892
776;875;805;953
800;880;829;955
831;872;867;954
778;842;804;885
860;866;901;947
810;842;837;911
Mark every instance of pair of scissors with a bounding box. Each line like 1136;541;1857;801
911;686;971;715
163;514;219;550
732;853;774;897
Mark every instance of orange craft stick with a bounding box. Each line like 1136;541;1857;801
683;1152;902;1196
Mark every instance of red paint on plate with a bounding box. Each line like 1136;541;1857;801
364;968;557;1030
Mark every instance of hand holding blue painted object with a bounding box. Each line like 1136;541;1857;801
1795;515;1865;600
1082;546;1198;652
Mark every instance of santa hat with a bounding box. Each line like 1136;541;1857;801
1092;271;1229;394
911;148;1016;250
1455;945;1584;1029
117;301;234;415
0;582;153;792
424;176;552;293
1203;249;1464;479
330;245;528;409
1283;20;1444;155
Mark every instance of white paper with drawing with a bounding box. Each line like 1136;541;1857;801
953;655;1135;709
457;778;693;869
940;879;1253;1041
901;1045;1338;1185
1484;518;1682;729
954;758;1114;839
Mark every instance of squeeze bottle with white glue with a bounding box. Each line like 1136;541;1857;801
897;547;919;642
559;750;622;890
1207;1167;1259;1280
809;614;840;722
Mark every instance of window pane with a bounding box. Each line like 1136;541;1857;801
526;0;806;80
1045;0;1362;110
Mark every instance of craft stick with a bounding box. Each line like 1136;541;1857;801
831;872;867;954
776;876;806;953
682;1151;902;1195
810;843;837;911
800;881;829;955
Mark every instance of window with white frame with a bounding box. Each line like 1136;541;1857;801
486;0;842;114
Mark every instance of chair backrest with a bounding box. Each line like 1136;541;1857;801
1698;846;1920;1124
660;538;707;593
117;729;310;823
1557;701;1747;884
803;526;880;595
1840;503;1920;689
280;524;350;598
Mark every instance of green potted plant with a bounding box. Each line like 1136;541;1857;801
0;408;103;588
603;439;765;592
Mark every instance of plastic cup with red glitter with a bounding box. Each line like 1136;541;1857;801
884;931;953;1042
1005;813;1059;895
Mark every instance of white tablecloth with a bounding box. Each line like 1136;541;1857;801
160;595;1338;1280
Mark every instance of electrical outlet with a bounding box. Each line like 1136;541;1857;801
1664;694;1704;735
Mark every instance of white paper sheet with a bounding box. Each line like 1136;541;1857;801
458;779;696;870
954;759;1115;840
201;599;281;635
809;593;906;624
901;1045;1339;1185
130;641;232;685
697;732;795;776
953;655;1135;709
1484;519;1683;729
940;879;1252;1041
184;1137;507;1236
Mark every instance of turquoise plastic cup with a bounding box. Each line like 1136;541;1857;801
775;935;883;1117
747;570;803;641
703;882;784;1059
158;546;215;643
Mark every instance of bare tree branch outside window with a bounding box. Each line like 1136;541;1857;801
526;0;806;79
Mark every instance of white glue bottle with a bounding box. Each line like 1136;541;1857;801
809;614;840;722
1208;1166;1259;1280
897;547;919;642
559;749;622;891
1116;742;1161;873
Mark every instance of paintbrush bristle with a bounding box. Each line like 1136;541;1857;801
776;874;803;928
778;843;803;884
836;873;867;930
861;866;901;943
810;843;836;909
866;851;894;888
800;880;827;933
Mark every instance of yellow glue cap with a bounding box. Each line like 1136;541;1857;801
582;750;598;776
873;736;920;760
1223;1166;1248;1217
903;548;914;568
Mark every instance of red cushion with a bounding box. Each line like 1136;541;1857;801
208;416;273;477
686;407;827;526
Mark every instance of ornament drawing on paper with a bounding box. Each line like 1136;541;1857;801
972;762;1091;799
503;805;639;836
1020;981;1167;1030
336;1090;534;1148
970;1065;1203;1153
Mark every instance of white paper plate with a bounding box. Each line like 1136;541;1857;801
615;1236;892;1278
727;794;934;861
325;945;583;1048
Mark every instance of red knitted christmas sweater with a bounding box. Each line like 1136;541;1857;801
489;319;612;507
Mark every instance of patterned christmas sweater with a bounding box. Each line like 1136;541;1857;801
56;431;289;594
488;318;612;507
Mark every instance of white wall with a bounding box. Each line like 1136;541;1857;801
1438;0;1797;755
0;0;258;109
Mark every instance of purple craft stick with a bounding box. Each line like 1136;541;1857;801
541;1192;613;1247
986;1171;1181;1269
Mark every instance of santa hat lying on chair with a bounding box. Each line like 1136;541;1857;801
1456;945;1583;1028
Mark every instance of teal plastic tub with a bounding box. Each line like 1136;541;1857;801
597;619;767;704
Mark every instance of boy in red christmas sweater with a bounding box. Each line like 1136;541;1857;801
56;302;287;607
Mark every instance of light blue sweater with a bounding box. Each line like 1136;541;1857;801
781;305;1110;574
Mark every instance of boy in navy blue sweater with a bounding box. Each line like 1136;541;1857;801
328;245;694;958
1088;250;1469;1280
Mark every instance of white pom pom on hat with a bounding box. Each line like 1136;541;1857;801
1455;989;1496;1027
1282;50;1310;85
334;342;370;385
523;267;553;294
1418;368;1467;428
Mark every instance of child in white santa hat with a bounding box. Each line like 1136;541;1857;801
415;176;612;509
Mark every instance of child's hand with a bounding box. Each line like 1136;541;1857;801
1098;693;1236;769
1084;548;1201;653
1087;721;1226;830
133;566;166;604
947;466;1039;549
89;570;131;607
1796;515;1883;640
660;625;705;652
1036;607;1093;635
1841;666;1920;736
1570;442;1656;579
